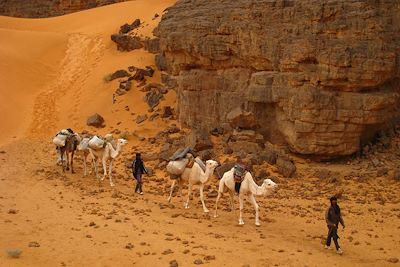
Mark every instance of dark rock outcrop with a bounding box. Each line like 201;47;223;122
0;0;127;18
111;34;143;51
155;0;400;157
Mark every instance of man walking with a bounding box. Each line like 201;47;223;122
132;153;148;195
325;196;345;254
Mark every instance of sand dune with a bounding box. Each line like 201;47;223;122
0;0;175;145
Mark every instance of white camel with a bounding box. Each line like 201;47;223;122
77;137;94;176
89;138;127;186
214;168;277;226
185;159;219;213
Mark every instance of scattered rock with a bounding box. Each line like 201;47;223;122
111;34;143;51
194;259;203;265
109;69;130;81
387;258;399;264
144;89;164;108
377;167;389;177
87;113;105;128
8;209;18;214
169;260;179;267
204;255;216;261
136;114;148;124
393;169;400;181
186;129;213;152
207;190;218;198
226;107;258;129
223;147;233;155
7;249;22;258
162;249;174;255
125;243;134;250
276;157;296;178
119;19;141;34
28;242;40;248
161;106;173;118
119;80;132;91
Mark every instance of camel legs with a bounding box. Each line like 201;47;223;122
199;183;209;213
184;182;193;209
83;152;88;176
214;178;225;218
238;194;245;225
228;190;234;211
101;157;107;181
168;179;177;203
214;191;222;218
108;160;115;187
70;151;75;174
249;194;260;226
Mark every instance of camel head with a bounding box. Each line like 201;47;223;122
205;159;219;170
117;138;128;146
261;178;277;195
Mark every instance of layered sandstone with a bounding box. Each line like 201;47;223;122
155;0;400;157
0;0;126;18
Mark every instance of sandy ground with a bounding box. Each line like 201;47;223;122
0;1;399;267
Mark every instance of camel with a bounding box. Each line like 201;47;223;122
77;137;94;176
89;138;127;186
168;159;219;213
58;133;81;173
214;168;277;226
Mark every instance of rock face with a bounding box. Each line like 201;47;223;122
155;0;400;157
0;0;126;18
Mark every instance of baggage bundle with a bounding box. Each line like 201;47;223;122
166;158;189;175
88;136;105;150
53;130;69;147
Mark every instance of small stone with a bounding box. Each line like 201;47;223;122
89;222;96;227
8;209;18;214
7;249;22;258
28;241;40;248
194;259;203;265
162;249;174;255
387;258;399;263
169;260;179;267
136;114;148;124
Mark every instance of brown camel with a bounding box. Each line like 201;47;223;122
58;134;80;173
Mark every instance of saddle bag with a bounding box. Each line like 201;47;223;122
166;158;189;175
88;136;105;150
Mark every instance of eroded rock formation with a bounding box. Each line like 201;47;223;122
155;0;400;157
0;0;126;18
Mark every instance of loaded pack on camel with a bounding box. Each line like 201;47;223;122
88;134;114;150
233;163;247;194
53;128;74;147
166;147;197;178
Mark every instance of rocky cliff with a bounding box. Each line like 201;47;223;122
154;0;400;157
0;0;126;18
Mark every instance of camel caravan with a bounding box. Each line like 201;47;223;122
53;129;278;226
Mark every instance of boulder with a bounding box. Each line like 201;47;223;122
276;157;296;178
87;113;105;128
226;107;258;129
110;69;130;81
144;89;164;108
186;129;213;152
215;162;235;179
111;34;143;51
161;106;173;118
136;114;148;124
